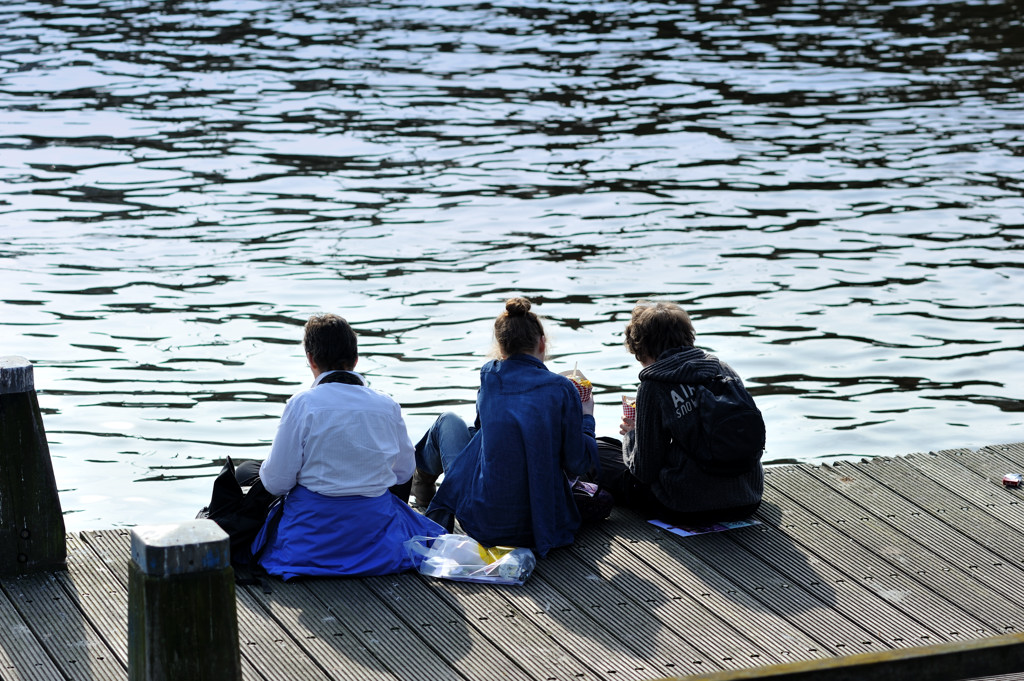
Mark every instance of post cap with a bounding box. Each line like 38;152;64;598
0;356;34;394
131;520;230;577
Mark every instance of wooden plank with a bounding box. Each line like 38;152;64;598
85;529;399;681
0;581;65;681
576;519;812;667
361;574;545;681
234;586;334;681
377;543;690;681
900;448;1024;528
722;501;939;649
753;474;956;644
943;445;1024;479
663;631;1024;681
608;509;892;658
494;562;666;680
240;578;400;681
60;533;129;667
75;530;131;582
0;572;123;681
837;456;1024;619
303;577;464;681
794;462;1024;632
533;531;721;677
685;533;887;657
982;443;1024;467
765;466;999;640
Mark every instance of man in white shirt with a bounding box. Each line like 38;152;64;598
258;315;414;498
249;313;444;580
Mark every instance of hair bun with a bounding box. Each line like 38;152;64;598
505;297;531;317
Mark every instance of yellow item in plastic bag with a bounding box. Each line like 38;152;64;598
405;534;537;585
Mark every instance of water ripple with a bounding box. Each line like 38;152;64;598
1;0;1021;528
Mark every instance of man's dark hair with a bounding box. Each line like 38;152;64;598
303;313;358;371
624;301;696;363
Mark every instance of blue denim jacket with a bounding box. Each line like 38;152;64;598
429;354;598;556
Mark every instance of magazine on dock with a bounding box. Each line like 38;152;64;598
648;518;760;538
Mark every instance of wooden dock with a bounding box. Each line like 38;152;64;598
5;443;1024;681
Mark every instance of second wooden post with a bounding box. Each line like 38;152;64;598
128;520;242;681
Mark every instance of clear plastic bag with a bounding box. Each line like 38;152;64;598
405;534;537;586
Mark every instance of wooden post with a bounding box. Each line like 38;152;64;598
128;520;242;681
0;355;66;575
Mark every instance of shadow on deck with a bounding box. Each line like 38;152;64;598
5;442;1024;681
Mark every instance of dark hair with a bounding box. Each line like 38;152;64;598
624;301;696;363
494;297;545;357
303;313;358;371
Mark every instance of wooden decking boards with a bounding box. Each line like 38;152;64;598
4;443;1024;681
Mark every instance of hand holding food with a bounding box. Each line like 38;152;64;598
560;365;592;403
621;395;636;420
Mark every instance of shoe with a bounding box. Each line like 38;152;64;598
411;469;438;508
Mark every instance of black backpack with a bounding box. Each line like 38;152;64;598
196;457;280;564
691;374;765;477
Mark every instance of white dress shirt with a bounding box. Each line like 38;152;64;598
259;370;415;498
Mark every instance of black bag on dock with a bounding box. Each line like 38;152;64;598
197;457;279;563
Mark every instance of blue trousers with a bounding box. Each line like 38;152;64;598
416;411;476;477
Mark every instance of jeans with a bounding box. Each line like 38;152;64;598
416;411;475;477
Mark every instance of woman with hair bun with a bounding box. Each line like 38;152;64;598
415;297;600;557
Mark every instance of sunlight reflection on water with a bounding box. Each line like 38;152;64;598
0;0;1021;529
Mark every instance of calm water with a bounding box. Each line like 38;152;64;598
1;0;1021;530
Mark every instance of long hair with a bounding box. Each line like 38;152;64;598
493;297;545;358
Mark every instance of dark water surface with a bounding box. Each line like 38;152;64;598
1;0;1022;529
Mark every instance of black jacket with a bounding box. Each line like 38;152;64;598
623;346;764;514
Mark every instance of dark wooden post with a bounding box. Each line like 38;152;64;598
0;355;66;575
128;520;242;681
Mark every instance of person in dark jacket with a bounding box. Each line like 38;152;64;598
419;297;600;556
599;301;764;526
